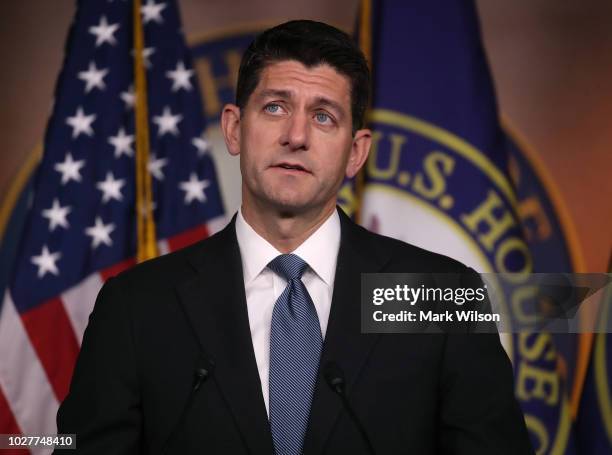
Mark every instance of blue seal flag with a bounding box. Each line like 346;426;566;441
344;0;609;453
351;0;529;278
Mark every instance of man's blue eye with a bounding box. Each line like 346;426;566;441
265;104;280;113
315;112;330;123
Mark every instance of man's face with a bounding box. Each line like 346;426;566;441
222;60;370;215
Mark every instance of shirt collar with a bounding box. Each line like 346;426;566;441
235;207;340;286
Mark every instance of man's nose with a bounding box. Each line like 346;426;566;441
280;111;310;151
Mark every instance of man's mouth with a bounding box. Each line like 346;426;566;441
273;162;310;173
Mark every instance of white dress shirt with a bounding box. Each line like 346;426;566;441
235;208;341;415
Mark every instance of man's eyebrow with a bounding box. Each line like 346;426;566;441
312;97;346;119
255;89;293;101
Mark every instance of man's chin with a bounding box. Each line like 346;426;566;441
262;195;322;217
270;200;312;216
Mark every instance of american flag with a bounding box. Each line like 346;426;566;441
0;0;225;446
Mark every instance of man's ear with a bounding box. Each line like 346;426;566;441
345;128;372;178
221;104;241;156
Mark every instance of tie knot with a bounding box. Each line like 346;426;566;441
268;254;309;281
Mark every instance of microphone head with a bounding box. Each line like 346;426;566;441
324;361;345;393
195;367;209;380
193;354;215;390
197;353;215;373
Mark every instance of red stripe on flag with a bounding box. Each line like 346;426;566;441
0;385;22;435
0;448;29;454
0;449;30;454
167;224;209;252
20;298;79;403
0;401;28;454
100;257;136;281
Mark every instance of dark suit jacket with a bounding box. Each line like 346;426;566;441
56;208;533;454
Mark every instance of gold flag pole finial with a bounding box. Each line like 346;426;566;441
133;0;158;262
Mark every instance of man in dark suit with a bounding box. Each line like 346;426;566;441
56;20;533;454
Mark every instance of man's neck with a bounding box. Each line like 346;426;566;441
241;201;337;253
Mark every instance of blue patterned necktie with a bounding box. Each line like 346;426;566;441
268;254;323;455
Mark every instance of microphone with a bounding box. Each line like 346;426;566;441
163;355;215;453
324;362;376;455
192;364;211;392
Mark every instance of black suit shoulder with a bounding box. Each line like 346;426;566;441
107;221;231;292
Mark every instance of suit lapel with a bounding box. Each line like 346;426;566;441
175;218;274;454
303;209;388;455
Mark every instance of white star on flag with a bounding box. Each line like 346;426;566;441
78;61;109;93
88;15;119;47
192;133;211;156
66;106;96;138
179;173;210;204
85;216;116;249
31;245;61;278
148;154;168;180
141;0;167;24
166;61;194;92
120;85;136;109
54;152;85;184
142;47;155;68
153;106;182;136
138;201;158;217
108;127;134;158
131;48;155;68
132;47;155;68
41;198;71;231
96;172;125;203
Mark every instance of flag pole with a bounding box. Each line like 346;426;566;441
354;0;372;225
133;0;158;262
